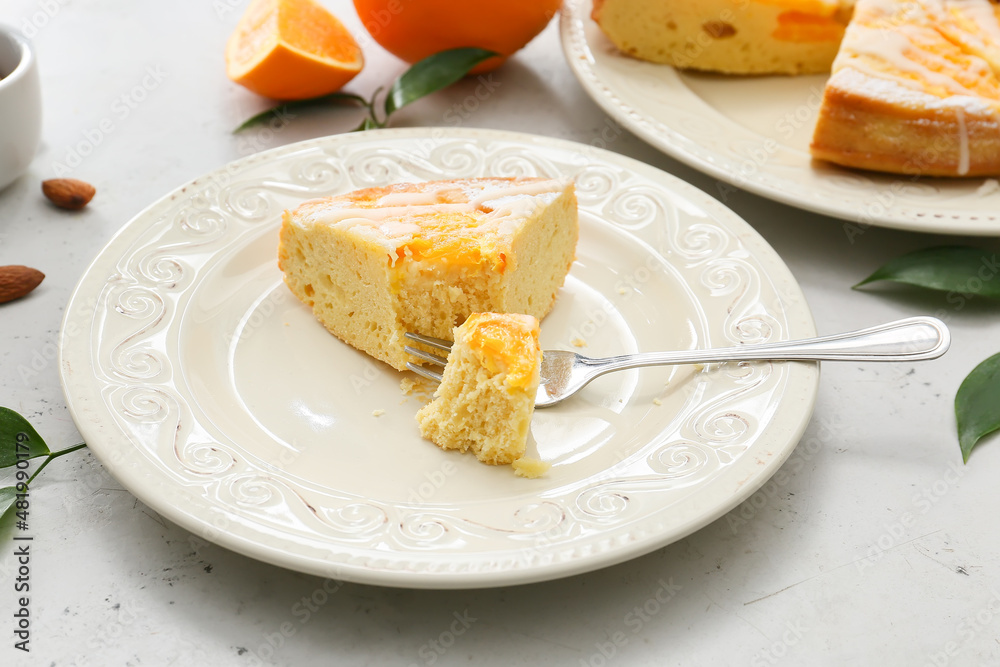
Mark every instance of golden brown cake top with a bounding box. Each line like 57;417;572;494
290;177;569;271
460;312;540;390
832;0;1000;107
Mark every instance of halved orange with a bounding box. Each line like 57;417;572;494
226;0;363;100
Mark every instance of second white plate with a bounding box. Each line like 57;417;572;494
560;0;1000;236
60;128;818;588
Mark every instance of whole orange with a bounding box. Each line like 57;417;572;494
353;0;563;72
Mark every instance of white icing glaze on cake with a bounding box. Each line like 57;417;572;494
947;0;1000;62
291;178;570;263
827;67;995;113
956;106;970;175
837;24;982;99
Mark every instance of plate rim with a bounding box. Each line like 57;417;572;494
59;126;820;588
558;0;1000;237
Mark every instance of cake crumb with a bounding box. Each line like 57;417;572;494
512;458;551;478
400;376;435;404
617;287;628;295
653;398;663;406
571;337;587;348
371;409;385;417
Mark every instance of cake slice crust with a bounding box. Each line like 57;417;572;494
810;0;1000;176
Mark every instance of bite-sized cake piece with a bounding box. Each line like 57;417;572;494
591;0;854;74
279;178;578;370
416;313;547;474
810;0;1000;176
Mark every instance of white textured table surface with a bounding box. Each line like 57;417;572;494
2;2;999;666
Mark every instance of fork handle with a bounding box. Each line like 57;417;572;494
583;316;950;376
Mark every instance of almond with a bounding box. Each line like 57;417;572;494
0;265;45;304
42;178;96;210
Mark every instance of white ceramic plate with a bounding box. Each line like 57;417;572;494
60;128;818;588
560;0;1000;236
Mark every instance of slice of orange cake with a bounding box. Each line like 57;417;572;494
810;0;1000;176
591;0;855;74
416;313;548;476
278;178;578;370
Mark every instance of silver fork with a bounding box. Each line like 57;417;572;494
404;316;950;408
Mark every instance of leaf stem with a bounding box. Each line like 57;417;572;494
49;443;87;458
26;457;52;486
368;86;386;127
25;443;87;486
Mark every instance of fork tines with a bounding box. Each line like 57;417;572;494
403;332;452;383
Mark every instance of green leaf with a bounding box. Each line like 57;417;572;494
384;47;499;118
956;352;1000;462
233;92;369;133
854;246;1000;299
0;487;15;519
352;115;381;132
0;407;49;468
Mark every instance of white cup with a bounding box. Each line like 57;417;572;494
0;26;42;191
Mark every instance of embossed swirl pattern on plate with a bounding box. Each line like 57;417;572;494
71;130;811;579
